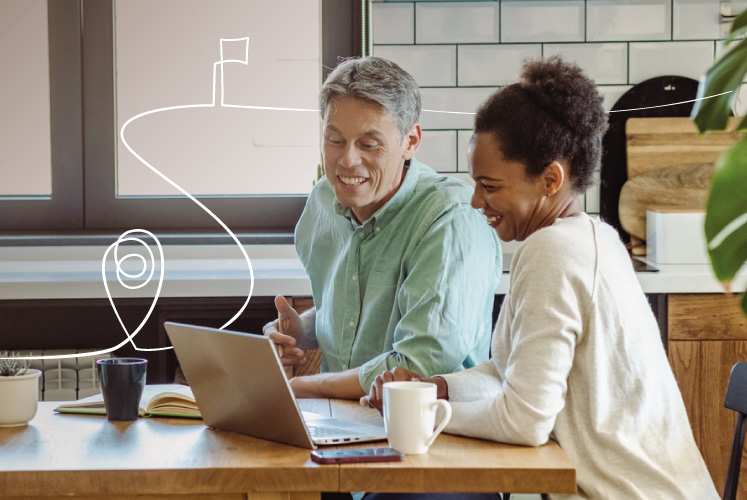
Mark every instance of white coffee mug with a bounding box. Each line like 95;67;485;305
382;381;452;455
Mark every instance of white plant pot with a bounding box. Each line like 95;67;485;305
0;369;42;426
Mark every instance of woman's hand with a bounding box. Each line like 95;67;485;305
360;367;449;414
262;295;307;367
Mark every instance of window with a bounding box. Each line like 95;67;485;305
0;0;82;231
0;0;363;235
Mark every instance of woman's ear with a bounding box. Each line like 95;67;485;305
542;160;567;196
403;123;422;160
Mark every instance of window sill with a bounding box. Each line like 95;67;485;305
0;233;294;247
0;243;311;300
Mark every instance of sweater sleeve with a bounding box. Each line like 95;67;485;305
441;358;503;402
444;228;592;446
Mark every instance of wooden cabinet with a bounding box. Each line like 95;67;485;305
668;293;747;499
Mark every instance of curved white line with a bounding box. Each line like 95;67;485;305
119;108;255;334
421;90;735;116
608;90;734;113
102;230;168;352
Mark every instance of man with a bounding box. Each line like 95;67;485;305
263;56;501;400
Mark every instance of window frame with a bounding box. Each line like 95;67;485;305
0;0;363;237
0;0;83;231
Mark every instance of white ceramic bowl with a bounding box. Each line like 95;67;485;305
0;369;42;426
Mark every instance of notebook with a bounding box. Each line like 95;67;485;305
164;321;387;449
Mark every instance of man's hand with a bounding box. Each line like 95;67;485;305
360;367;450;413
262;295;306;367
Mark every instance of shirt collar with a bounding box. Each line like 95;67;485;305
332;158;423;230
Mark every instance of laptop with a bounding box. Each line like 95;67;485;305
164;321;387;449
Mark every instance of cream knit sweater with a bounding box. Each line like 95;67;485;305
441;213;718;499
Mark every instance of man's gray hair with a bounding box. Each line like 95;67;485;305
319;56;421;141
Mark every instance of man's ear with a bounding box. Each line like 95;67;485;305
403;123;422;160
542;160;566;196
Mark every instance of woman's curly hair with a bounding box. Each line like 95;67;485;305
474;56;608;193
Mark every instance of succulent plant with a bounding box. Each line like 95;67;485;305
0;352;29;377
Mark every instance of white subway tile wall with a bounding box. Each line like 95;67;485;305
418;131;458;172
458;44;541;86
543;43;628;85
420;87;496;129
673;0;722;40
597;85;634;111
501;0;585;43
674;0;747;40
370;0;733;214
415;2;500;43
372;2;414;44
457;130;473;173
587;0;671;42
373;45;457;86
629;41;715;83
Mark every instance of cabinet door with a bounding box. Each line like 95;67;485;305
669;293;747;499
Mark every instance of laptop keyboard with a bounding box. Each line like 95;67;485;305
307;423;366;438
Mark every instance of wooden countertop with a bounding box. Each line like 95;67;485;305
0;399;576;498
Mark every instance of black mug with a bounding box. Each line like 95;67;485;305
96;358;147;421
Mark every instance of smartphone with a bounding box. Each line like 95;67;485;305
310;447;404;464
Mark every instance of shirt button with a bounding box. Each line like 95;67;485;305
359;232;365;238
349;321;355;327
352;275;357;281
342;363;348;370
376;227;381;232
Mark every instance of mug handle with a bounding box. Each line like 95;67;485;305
425;399;452;448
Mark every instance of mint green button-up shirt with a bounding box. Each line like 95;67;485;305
295;159;502;392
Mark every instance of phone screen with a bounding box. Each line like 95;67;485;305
310;447;404;464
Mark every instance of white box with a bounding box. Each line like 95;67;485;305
646;208;709;264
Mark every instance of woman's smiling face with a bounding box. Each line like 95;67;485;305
468;132;551;242
322;97;420;223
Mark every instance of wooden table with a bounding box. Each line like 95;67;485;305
0;400;575;499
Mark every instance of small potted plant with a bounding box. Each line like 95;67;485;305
0;352;42;426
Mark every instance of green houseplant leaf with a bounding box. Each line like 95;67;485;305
691;38;747;132
705;139;747;281
731;5;747;34
691;6;747;317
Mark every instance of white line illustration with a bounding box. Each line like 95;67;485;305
607;90;734;113
422;90;734;116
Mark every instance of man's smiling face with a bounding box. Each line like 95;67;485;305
322;97;420;223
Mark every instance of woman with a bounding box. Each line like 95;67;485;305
363;56;719;499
